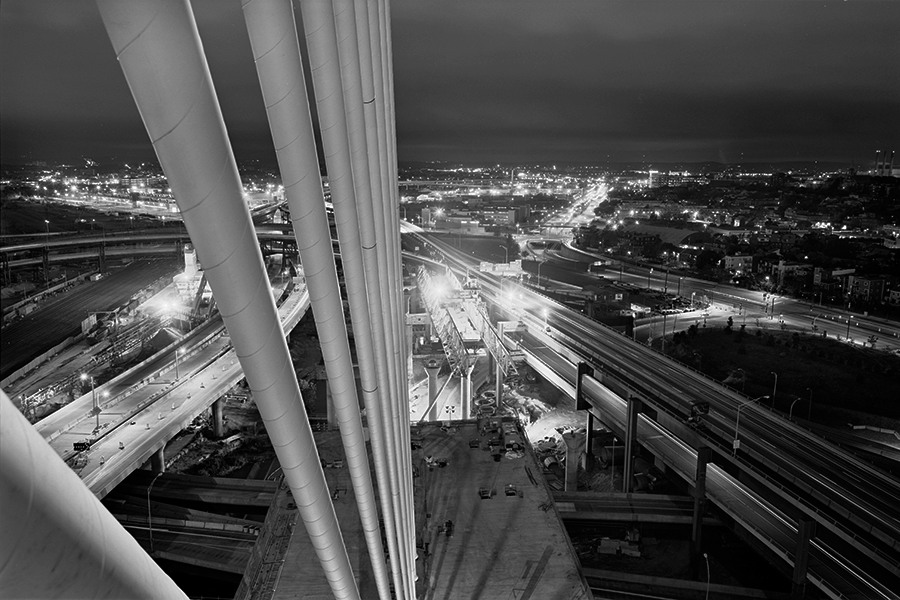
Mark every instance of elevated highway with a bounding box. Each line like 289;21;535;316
409;231;900;599
1;225;340;269
35;281;310;498
552;491;721;526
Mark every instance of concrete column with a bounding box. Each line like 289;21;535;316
425;358;440;422
623;396;642;493
494;321;511;412
486;348;495;386
562;432;581;492
575;362;592;411
494;354;503;414
583;412;595;470
150;447;165;474
460;365;473;420
576;362;594;470
405;295;414;382
691;446;711;579
791;518;817;598
211;398;225;439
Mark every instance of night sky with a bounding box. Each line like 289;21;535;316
2;1;898;167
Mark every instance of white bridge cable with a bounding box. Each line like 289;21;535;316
333;0;415;591
95;1;359;598
299;0;413;596
240;1;391;597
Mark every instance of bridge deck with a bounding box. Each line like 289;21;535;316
35;283;309;498
264;431;381;600
417;420;591;600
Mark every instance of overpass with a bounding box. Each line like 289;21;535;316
0;225;342;272
552;491;721;526
410;230;900;600
35;280;310;498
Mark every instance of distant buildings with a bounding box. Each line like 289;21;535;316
723;255;753;275
847;275;886;303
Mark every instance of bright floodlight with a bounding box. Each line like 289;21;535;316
80;373;88;381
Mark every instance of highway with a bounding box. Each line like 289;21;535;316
411;230;900;599
552;491;720;525
509;306;897;599
35;281;310;498
584;253;900;353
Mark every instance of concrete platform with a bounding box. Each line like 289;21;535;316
417;419;591;600
237;431;380;600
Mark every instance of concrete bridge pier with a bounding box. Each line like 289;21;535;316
575;362;593;470
211;397;225;438
690;446;711;579
405;308;414;382
494;321;516;413
425;358;441;422
493;356;502;414
791;518;817;598
623;396;642;493
562;431;581;491
583;413;596;470
460;365;473;420
149;447;165;474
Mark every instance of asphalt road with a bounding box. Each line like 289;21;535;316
37;284;310;499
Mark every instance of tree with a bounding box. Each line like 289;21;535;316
696;249;723;271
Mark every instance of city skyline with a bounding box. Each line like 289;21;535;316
2;1;899;167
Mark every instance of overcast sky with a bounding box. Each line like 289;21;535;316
2;1;898;167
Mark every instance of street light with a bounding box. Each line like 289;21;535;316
733;396;768;456
677;276;683;297
704;553;711;600
536;260;544;285
80;373;101;431
789;397;801;420
647;268;653;291
499;244;509;263
770;371;778;402
791;389;813;420
148;471;164;554
44;219;50;245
